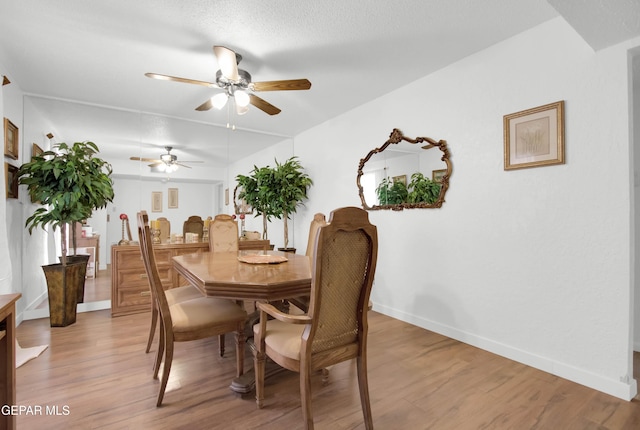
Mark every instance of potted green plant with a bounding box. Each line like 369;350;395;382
407;172;441;204
376;177;408;205
271;157;313;252
18;141;114;326
236;165;279;240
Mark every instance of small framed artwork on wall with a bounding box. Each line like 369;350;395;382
168;188;178;208
504;100;564;171
152;191;162;212
432;169;446;183
4;118;18;160
392;175;407;186
5;163;18;199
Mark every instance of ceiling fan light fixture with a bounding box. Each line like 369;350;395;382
236;103;249;116
211;92;228;110
234;90;250;107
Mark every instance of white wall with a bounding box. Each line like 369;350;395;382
105;176;219;261
286;18;639;400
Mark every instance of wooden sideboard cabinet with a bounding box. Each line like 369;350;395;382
111;243;207;316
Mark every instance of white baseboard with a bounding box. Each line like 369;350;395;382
373;303;638;401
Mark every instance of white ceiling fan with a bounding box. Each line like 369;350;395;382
129;146;203;172
145;45;311;116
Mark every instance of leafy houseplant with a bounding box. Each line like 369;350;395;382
271;157;313;250
236;165;279;240
18;141;114;326
407;172;441;204
376;177;408;205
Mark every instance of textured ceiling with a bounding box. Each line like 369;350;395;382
1;1;635;179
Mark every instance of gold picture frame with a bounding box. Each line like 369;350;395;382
504;100;564;170
4;118;18;160
168;188;178;208
432;169;446;183
392;175;407;186
5;163;18;199
30;144;44;203
152;191;162;212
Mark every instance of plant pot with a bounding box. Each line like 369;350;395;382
60;254;90;303
42;261;84;327
277;247;297;254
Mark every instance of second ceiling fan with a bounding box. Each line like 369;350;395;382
146;46;311;116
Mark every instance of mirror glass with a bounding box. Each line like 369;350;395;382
22;95;292;311
357;128;451;210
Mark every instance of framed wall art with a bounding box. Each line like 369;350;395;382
168;188;178;208
432;169;446;183
4;118;18;160
5;163;18;199
152;191;162;212
30;144;44;203
392;174;407;186
32;143;43;158
504;100;564;171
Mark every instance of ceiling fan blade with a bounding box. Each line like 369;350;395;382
195;99;213;111
251;79;312;92
130;156;162;163
145;73;218;88
249;94;281;116
180;160;204;164
213;46;239;81
175;162;193;169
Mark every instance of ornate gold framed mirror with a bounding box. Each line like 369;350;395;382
357;128;452;211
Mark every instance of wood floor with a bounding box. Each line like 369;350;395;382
15;309;640;429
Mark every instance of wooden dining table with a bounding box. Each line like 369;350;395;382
172;250;311;300
172;250;312;393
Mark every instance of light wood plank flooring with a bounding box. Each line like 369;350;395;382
15;309;640;429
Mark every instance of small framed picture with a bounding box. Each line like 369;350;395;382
30;144;44;203
32;143;43;158
4;118;18;160
504;101;565;170
392;175;407;186
432;169;446;183
168;188;178;209
5;163;18;199
152;191;162;212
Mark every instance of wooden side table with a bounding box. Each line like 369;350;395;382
0;293;21;430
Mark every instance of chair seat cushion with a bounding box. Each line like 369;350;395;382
171;298;246;333
165;285;202;306
254;320;305;361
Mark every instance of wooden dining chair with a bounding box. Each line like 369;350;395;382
182;215;204;239
137;211;248;406
157;217;170;243
252;207;378;429
209;214;239;253
288;213;327;312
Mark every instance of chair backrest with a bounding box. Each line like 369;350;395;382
137;211;172;326
209;214;239;253
183;215;204;238
304;213;327;260
157;217;170;243
305;207;378;356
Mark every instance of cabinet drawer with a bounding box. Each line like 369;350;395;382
117;267;172;288
115;285;152;310
116;250;144;270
